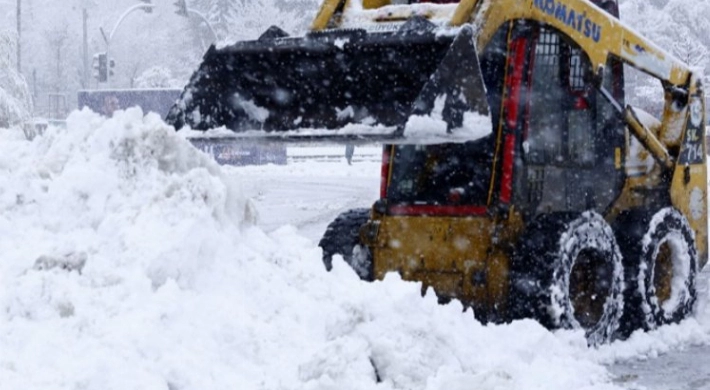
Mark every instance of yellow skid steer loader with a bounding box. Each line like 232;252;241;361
167;0;707;345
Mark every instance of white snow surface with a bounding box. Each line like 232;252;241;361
403;95;493;143
1;109;710;389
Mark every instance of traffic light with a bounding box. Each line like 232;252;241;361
174;0;188;17
93;52;108;82
92;53;100;81
109;58;115;78
140;0;153;13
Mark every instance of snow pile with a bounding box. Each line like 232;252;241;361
341;0;459;31
0;108;625;390
1;109;710;389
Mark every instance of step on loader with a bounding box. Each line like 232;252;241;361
168;0;708;345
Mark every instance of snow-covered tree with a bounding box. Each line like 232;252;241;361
0;32;33;132
44;24;72;93
672;28;709;71
202;0;242;41
133;66;182;89
620;0;709;113
191;0;318;42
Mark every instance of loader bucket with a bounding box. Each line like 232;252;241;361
166;20;491;143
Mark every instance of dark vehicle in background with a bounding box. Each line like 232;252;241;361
78;88;182;119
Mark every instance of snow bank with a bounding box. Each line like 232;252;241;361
0;108;707;389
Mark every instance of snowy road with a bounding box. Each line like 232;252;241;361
610;342;710;390
609;267;710;390
228;146;382;242
230;145;710;390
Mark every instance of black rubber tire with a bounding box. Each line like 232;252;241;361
613;208;652;338
318;208;374;281
510;211;624;345
614;207;697;338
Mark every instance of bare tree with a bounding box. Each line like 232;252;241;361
128;61;143;88
44;24;70;93
672;28;709;70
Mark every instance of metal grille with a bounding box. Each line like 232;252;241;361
534;30;560;79
528;29;564;164
569;49;585;91
527;167;544;204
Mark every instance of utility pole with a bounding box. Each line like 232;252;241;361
16;0;21;73
83;9;89;87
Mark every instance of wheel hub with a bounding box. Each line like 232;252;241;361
569;249;613;329
653;241;674;305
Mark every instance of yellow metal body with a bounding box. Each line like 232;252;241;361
312;0;689;84
371;211;525;315
311;0;708;314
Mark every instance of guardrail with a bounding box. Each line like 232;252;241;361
287;146;382;163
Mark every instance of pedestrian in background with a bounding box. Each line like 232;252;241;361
345;144;355;165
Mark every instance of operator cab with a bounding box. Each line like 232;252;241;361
383;18;626;218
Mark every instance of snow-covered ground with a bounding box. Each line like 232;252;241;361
1;108;710;389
